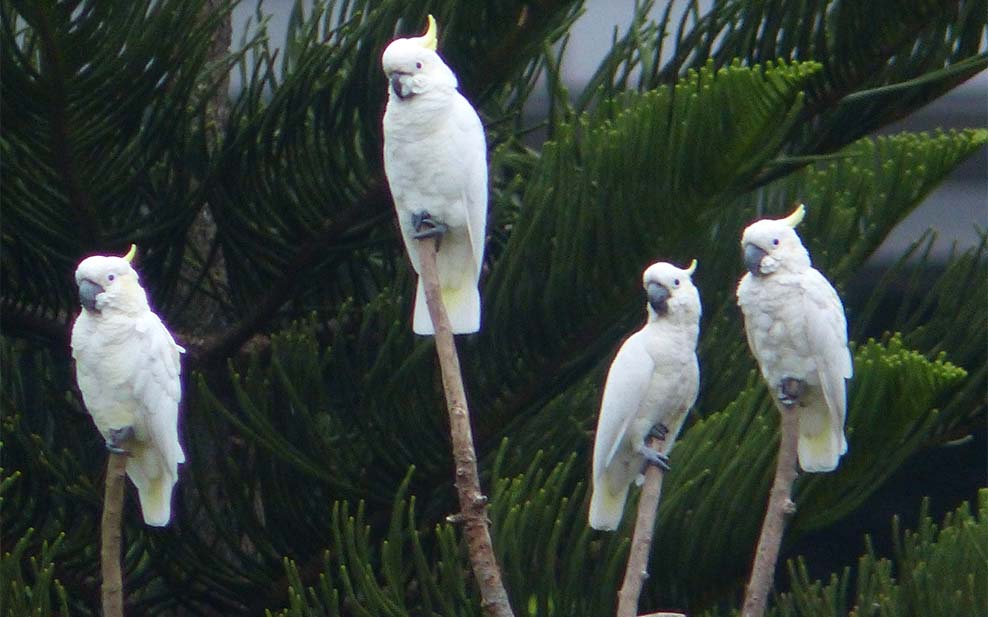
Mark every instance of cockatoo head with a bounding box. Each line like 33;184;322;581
642;259;701;322
740;204;811;277
74;245;147;314
382;15;458;101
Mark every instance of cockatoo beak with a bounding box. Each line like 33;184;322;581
391;73;414;99
744;243;768;276
647;282;670;315
79;279;104;312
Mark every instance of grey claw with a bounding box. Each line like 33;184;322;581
411;211;448;247
778;377;805;409
647;423;669;442
638;444;671;472
106;426;134;455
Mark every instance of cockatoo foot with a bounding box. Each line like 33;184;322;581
778;377;805;409
106;426;135;455
412;211;448;247
638;444;671;472
647;423;669;442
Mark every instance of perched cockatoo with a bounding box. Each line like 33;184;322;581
589;260;701;531
71;245;186;526
736;204;852;472
382;15;488;335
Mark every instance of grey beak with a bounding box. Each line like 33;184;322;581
647;282;670;315
391;74;411;100
744;243;769;276
78;279;104;312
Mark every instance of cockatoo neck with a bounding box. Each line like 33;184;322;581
646;299;700;331
779;244;812;273
99;277;150;316
387;85;458;123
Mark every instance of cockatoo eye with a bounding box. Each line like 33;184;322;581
416;61;423;69
107;274;115;282
673;279;680;287
772;239;780;246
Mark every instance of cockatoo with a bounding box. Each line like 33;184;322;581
70;245;186;526
590;260;701;531
382;15;488;335
736;204;853;472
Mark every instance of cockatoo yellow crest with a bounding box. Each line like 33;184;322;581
589;260;702;531
71;246;186;526
736;204;853;472
382;15;488;335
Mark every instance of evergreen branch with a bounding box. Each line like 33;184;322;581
33;2;101;247
742;406;799;617
100;452;127;617
841;54;988;104
0;297;70;348
417;235;515;617
187;181;391;365
791;1;983;153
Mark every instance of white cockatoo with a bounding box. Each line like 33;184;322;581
382;15;488;335
736;204;853;472
71;245;186;526
589;260;701;531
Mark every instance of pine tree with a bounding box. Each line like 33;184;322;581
2;1;985;615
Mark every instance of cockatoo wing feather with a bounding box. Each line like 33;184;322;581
451;93;488;279
593;334;653;478
801;271;851;416
133;311;185;466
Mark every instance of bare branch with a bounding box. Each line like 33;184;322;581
416;236;514;617
741;407;800;617
101;452;128;617
616;436;687;617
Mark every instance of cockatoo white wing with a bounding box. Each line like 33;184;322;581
801;269;851;447
594;334;654;475
589;333;653;530
133;311;186;465
452;92;489;280
124;311;185;526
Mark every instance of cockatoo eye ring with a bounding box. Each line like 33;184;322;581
107;274;115;281
772;239;780;246
416;61;422;69
673;279;680;287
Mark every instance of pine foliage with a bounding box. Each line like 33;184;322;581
1;0;985;615
766;490;988;617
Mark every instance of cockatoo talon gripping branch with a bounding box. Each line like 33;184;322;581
71;244;186;527
382;14;488;336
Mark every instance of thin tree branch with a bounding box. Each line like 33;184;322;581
101;452;128;617
0;299;71;347
186;182;391;364
741;405;800;617
416;236;514;617
616;435;686;617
